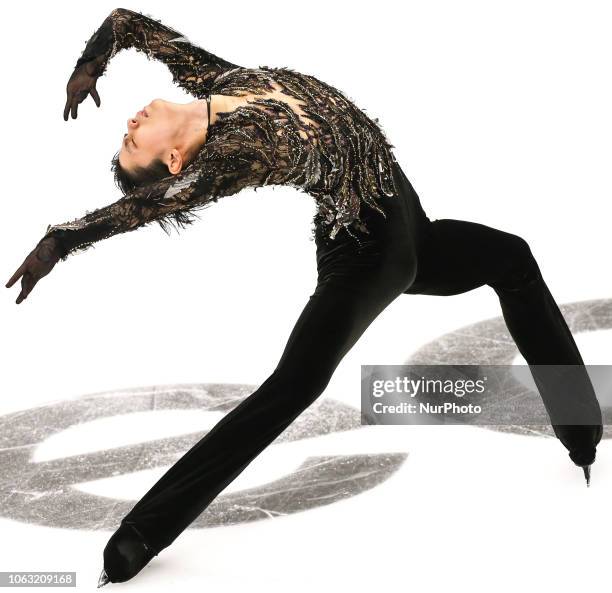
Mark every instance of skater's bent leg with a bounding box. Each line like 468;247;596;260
407;219;582;362
405;218;602;465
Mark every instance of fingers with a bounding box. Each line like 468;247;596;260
64;85;101;120
63;96;72;121
64;96;78;121
63;91;80;121
6;261;26;288
90;86;101;108
16;273;36;305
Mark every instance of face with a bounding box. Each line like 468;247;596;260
119;99;183;174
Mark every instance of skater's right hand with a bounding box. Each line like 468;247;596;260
64;57;104;121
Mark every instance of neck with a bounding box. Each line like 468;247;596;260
184;99;208;135
181;99;209;161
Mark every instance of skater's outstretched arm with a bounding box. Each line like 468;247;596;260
65;7;242;120
5;140;278;304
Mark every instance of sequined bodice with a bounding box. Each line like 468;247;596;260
44;8;400;260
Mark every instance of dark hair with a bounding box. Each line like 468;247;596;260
109;150;202;235
110;151;170;194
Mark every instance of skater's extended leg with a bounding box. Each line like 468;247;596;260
102;240;416;581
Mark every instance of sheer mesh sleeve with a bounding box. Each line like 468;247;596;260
41;143;278;261
75;7;241;97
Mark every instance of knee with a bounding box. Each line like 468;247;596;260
496;233;541;289
269;364;333;406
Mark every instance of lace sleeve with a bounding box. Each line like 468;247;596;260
41;142;278;261
75;7;241;97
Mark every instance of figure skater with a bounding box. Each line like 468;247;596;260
4;8;602;587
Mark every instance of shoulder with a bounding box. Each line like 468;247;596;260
211;66;273;92
211;65;319;93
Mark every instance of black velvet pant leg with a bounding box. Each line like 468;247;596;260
120;276;408;554
403;204;603;465
103;163;423;581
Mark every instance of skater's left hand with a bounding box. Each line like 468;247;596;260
5;237;65;304
63;57;104;121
